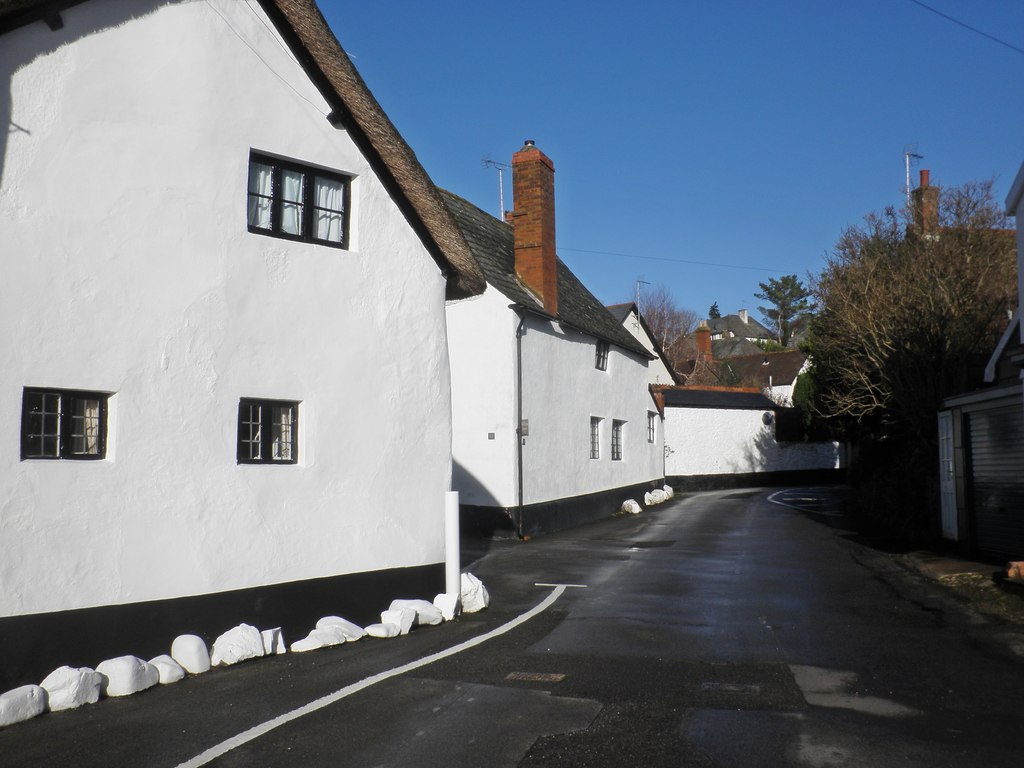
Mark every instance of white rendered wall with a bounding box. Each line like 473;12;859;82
664;408;841;477
0;0;453;617
446;288;519;507
620;308;675;385
519;317;664;505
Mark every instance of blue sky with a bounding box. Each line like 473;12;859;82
320;1;1024;322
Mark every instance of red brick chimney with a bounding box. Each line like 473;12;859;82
510;140;558;315
695;322;712;361
911;169;939;234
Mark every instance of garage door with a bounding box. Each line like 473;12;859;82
967;404;1024;560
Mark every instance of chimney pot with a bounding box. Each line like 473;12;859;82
919;169;930;188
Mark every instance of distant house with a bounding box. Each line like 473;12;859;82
0;0;484;689
722;350;809;406
708;310;774;344
659;386;844;490
606;303;680;386
937;162;1024;560
444;142;665;538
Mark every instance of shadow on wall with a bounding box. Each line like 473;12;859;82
452;458;501;507
1;0;166;189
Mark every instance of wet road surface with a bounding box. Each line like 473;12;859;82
2;487;1022;766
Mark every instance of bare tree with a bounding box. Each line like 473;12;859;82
637;283;699;357
805;179;1016;537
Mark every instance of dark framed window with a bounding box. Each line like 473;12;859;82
612;420;624;461
237;398;298;464
648;412;656;443
21;388;108;460
590;417;601;459
247;152;350;248
595;340;609;371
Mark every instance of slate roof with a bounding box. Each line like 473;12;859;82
1;0;486;300
658;387;776;410
709;313;773;340
441;190;651;359
606;303;632;324
723;350;807;389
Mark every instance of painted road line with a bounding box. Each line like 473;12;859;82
767;489;847;518
176;584;570;768
535;582;587;588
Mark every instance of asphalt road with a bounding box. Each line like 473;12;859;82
2;487;1023;767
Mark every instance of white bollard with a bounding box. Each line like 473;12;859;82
445;491;461;604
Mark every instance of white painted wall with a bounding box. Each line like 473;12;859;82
664;407;841;477
0;0;453;617
446;287;519;507
619;307;675;385
519;316;663;505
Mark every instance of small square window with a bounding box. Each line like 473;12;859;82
21;388;108;460
237;398;298;464
648;412;656;443
248;152;350;248
612;420;625;461
595;340;609;371
590;417;602;459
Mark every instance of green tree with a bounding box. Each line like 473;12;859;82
754;275;813;346
806;179;1016;540
708;302;721;319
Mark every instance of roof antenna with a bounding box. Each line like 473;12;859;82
904;144;924;204
482;156;510;219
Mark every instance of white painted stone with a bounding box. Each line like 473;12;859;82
315;616;366;641
461;572;489;613
621;499;642;515
649;489;667;504
261;628;287;655
0;685;46;727
379;607;416;635
290;626;347;653
40;666;103;711
663;485;674;498
210;624;265;667
433;592;460;621
365;623;401;639
148;655;186;685
96;656;159;697
389;599;443;626
171;634;211;674
644;491;655;506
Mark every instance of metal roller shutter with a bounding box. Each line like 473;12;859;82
967;404;1024;559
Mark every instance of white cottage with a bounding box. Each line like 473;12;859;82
0;0;484;689
444;142;665;538
606;303;680;386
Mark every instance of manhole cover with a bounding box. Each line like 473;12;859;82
506;672;566;683
700;682;761;694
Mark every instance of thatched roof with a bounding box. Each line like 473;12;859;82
1;0;486;300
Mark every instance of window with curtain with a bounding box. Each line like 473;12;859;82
247;152;350;248
590;417;602;459
21;388;109;460
612;420;624;461
237;398;299;465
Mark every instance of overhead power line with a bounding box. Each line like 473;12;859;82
907;0;1024;57
559;247;790;274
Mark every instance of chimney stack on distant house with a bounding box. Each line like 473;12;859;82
510;140;558;315
738;309;749;324
695;322;712;361
911;169;939;234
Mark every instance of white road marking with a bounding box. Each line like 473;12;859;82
176;584;569;768
535;582;587;588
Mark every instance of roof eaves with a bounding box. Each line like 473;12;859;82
259;0;485;300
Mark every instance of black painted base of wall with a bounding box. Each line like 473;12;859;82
460;478;666;539
668;468;846;492
0;563;443;691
